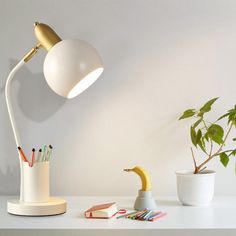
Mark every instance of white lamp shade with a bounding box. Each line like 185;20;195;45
43;39;104;98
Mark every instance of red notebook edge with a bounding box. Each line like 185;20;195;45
84;202;117;219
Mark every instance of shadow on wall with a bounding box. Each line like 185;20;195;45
8;59;66;122
0;165;19;195
0;59;67;194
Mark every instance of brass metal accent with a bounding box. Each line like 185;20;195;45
22;22;62;63
34;22;61;51
23;43;42;62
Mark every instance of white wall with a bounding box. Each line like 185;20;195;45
1;0;236;196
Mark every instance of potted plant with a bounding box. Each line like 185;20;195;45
177;97;236;206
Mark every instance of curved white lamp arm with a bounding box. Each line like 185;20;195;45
5;59;25;201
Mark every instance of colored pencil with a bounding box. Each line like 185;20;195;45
116;211;137;219
127;211;144;219
36;149;42;162
43;145;47;161
40;148;44;161
127;211;144;218
147;211;162;220
137;210;150;220
134;210;149;219
47;145;53;161
142;210;153;220
148;212;166;221
17;146;28;163
30;148;35;167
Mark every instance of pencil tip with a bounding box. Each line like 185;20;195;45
39;149;42;152
32;148;35;152
17;146;21;150
49;145;53;149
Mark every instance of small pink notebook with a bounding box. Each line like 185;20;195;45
84;202;117;219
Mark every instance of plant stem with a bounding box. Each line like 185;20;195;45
215;149;235;156
199;166;207;173
194;122;233;174
209;139;213;156
191;147;197;173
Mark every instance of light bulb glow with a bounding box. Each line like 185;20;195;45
67;67;104;99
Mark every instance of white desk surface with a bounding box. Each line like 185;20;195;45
0;196;236;236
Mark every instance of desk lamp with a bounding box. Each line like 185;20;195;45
5;22;104;216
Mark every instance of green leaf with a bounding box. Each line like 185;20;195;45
198;137;207;154
220;152;229;167
207;124;224;145
228;108;236;114
193;118;202;129
217;113;230;121
204;133;209;142
230;149;236;156
201;137;205;148
233;138;236;141
199;97;219;116
190;126;197;146
228;112;236;124
179;109;196;120
227;107;236;125
196;129;202;144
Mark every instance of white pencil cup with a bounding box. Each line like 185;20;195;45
22;162;50;203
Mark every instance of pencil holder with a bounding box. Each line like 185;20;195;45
22;162;50;203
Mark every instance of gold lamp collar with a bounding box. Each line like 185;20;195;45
23;22;62;62
34;22;61;51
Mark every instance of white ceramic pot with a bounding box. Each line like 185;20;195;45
176;170;216;206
